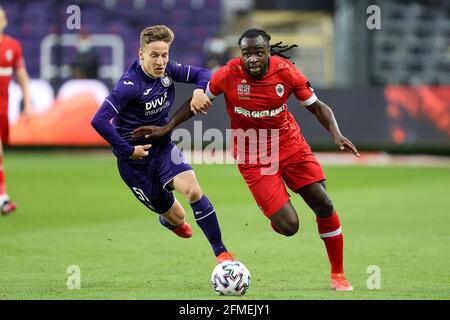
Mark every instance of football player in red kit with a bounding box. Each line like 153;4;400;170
0;6;33;215
132;29;359;291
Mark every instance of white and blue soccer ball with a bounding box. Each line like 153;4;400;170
211;260;251;296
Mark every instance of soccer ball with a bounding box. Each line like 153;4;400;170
211;260;251;296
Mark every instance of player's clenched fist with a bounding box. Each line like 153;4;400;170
190;88;212;115
130;144;152;160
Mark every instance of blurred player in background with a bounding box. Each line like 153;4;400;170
0;6;32;216
91;25;234;264
133;28;359;291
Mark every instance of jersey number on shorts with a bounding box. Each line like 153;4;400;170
132;187;154;210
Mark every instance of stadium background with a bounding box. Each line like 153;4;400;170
1;0;449;300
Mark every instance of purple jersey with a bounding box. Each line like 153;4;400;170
91;59;211;159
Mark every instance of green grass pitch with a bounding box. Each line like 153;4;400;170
0;151;449;300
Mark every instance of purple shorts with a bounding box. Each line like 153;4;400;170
117;142;192;214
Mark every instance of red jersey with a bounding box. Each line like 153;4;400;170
207;55;317;163
0;34;24;109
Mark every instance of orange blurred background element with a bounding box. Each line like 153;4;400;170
10;93;108;146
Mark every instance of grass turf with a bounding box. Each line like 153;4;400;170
0;151;449;300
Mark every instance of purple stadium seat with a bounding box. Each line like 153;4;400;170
145;0;164;7
190;0;206;11
134;9;166;27
175;0;191;8
115;0;134;10
168;9;193;26
205;0;220;8
1;2;19;20
200;8;221;26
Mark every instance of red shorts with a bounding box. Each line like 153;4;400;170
0;112;9;144
238;146;326;217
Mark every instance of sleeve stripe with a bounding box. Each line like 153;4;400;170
205;82;216;99
0;67;13;76
300;93;318;106
105;99;119;114
186;65;191;81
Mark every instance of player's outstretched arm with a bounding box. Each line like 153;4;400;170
305;100;360;157
131;98;195;139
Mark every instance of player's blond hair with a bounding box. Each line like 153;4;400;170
140;25;174;49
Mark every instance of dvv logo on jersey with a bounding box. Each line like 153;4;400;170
145;91;169;116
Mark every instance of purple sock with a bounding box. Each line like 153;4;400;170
190;195;227;256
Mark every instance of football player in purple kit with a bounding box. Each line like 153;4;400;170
91;25;234;264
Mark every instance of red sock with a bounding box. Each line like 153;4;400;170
316;212;344;274
0;155;6;195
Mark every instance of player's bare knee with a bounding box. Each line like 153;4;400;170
283;228;297;237
185;186;203;203
282;224;298;237
278;218;299;237
314;198;334;217
287;219;300;236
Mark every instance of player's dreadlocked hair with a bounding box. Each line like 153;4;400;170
238;28;298;61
